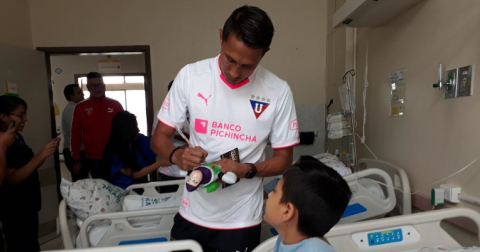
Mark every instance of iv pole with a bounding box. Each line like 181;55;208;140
342;69;357;170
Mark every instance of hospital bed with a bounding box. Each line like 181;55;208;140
338;157;412;224
311;155;411;224
253;207;480;252
59;180;184;249
46;239;202;252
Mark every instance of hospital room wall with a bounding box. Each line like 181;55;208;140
352;0;480;211
0;0;33;49
28;0;328;112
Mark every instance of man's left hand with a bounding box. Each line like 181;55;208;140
214;158;250;179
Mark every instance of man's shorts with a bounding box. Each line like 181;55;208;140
171;213;261;252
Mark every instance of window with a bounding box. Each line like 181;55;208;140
78;75;148;135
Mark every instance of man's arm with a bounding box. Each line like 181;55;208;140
151;121;207;171
216;147;293;178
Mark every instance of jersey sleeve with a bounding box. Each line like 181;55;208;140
157;65;190;129
270;84;300;149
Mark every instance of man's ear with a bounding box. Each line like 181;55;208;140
282;202;296;222
219;29;224;44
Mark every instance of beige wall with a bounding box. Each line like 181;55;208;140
343;0;480;211
28;0;328;113
0;0;33;48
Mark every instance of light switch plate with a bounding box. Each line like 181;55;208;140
444;69;457;99
457;65;474;97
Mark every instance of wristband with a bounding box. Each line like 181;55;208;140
169;146;184;165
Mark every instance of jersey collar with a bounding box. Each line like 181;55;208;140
217;55;257;90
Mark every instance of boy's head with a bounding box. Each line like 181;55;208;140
264;161;352;238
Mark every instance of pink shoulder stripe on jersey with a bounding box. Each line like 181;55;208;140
218;55;250;90
178;212;261;230
158;117;175;129
272;141;300;149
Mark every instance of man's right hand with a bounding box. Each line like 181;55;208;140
73;162;82;175
174;146;208;171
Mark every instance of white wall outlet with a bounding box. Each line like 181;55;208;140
431;188;445;206
440;184;461;203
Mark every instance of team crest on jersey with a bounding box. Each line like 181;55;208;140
85;108;93;116
250;94;270;119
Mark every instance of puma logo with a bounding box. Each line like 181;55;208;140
197;93;212;106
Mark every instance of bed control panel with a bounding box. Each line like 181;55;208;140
351;225;420;249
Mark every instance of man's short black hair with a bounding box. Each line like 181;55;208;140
281;161;352;237
63;84;79;101
222;5;274;50
87;72;103;80
298;155;321;163
167;80;174;91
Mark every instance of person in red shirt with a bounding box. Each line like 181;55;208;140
71;72;123;180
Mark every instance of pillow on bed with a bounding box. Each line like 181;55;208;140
60;178;127;221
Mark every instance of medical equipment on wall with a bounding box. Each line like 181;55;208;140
433;63;474;98
389;70;406;117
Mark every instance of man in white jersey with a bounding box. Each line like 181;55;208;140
152;5;299;252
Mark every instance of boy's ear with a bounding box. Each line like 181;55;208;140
282;203;296;222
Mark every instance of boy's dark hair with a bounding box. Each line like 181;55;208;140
281;161;352;237
63;84;79;101
298;155;321;163
87;72;103;80
222;5;274;50
0;95;28;115
167;80;174;91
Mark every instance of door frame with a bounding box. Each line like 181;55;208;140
36;45;154;196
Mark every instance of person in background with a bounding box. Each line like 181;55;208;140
152;6;299;251
71;72;123;180
0;127;15;186
62;84;84;181
0;95;59;252
264;161;352;252
104;111;170;189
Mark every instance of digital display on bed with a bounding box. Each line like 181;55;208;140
367;228;403;246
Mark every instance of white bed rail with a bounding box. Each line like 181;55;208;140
59;180;185;249
46;239;202;252
253;208;480;252
79;207;178;248
126;179;184;197
358;158;412;215
339;168;396;224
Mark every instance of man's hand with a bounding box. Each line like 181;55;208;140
0;127;16;148
72;162;82;175
174;146;208;171
214;159;250;179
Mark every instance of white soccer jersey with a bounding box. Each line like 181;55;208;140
158;55;299;229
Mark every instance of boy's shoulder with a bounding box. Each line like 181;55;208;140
274;236;337;252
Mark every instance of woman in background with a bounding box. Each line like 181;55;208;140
104;111;170;189
0;95;59;252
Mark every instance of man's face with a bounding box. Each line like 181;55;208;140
219;31;267;85
264;178;286;228
70;86;85;103
86;77;106;99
